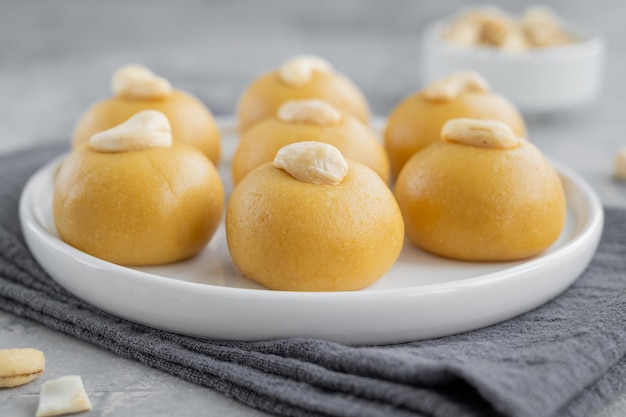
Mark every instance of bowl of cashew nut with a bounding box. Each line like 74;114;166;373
421;5;606;113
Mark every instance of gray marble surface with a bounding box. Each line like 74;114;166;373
1;0;625;416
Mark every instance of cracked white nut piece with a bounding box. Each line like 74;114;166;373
614;147;626;181
36;375;92;417
277;99;342;125
441;118;520;149
278;55;333;87
421;71;490;102
274;141;349;185
111;64;173;99
89;110;173;152
0;348;45;388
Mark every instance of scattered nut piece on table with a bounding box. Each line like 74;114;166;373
36;375;92;417
0;348;45;388
614;147;626;181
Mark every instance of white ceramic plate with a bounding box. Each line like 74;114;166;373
20;118;604;345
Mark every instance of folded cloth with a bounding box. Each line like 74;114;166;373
1;144;625;417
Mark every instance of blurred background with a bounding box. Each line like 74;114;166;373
1;0;624;202
2;2;626;415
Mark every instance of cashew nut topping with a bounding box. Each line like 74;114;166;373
111;64;172;99
277;99;342;126
421;71;490;102
441;118;520;149
89;110;173;153
36;375;92;417
274;141;349;185
0;348;45;388
613;147;626;181
278;55;333;87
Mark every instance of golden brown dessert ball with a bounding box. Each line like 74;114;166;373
394;118;565;262
55;111;224;266
226;142;404;291
237;55;370;133
232;99;389;184
72;65;221;165
385;71;526;177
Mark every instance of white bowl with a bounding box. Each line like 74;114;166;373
421;19;606;112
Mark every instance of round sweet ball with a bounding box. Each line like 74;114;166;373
394;118;566;262
72;64;221;165
237;55;370;133
384;71;526;178
226;142;404;292
55;110;224;266
232;99;389;184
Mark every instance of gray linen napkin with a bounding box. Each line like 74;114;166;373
1;144;626;417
